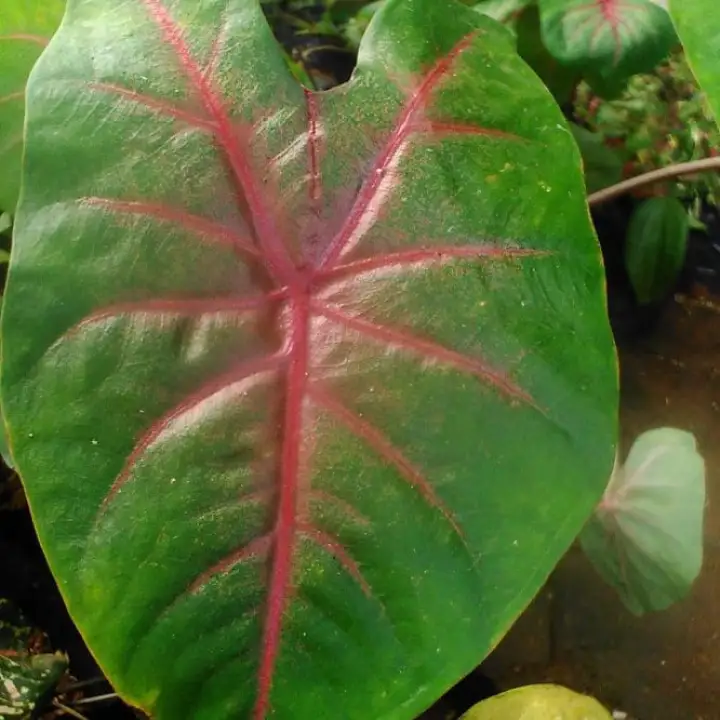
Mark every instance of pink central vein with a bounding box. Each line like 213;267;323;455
303;88;324;262
254;297;311;720
304;89;322;212
566;1;641;64
140;0;298;288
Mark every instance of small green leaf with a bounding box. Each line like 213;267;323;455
0;0;65;213
460;684;613;719
624;196;689;304
568;124;623;194
580;428;705;615
669;0;720;126
538;0;677;89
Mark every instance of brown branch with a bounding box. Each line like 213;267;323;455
588;156;720;206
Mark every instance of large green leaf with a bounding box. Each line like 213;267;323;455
1;0;618;718
461;684;612;719
581;428;705;615
0;0;65;213
669;0;720;125
538;0;677;90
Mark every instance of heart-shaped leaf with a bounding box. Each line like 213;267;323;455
669;0;720;124
1;0;617;718
580;428;705;614
0;0;65;213
461;684;613;719
538;0;677;90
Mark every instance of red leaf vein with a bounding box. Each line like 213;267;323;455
312;301;538;408
304;89;323;211
59;291;286;345
189;535;272;594
0;132;23;155
298;523;372;596
309;490;370;526
317;245;549;283
97;353;284;515
308;387;466;542
140;0;298;288
0;34;49;46
201;14;230;83
86;82;216;132
0;91;24;106
79;197;259;256
315;31;479;270
419;120;525;142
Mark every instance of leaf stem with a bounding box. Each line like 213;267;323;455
52;699;89;719
70;692;119;706
58;676;108;693
588;156;720;206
